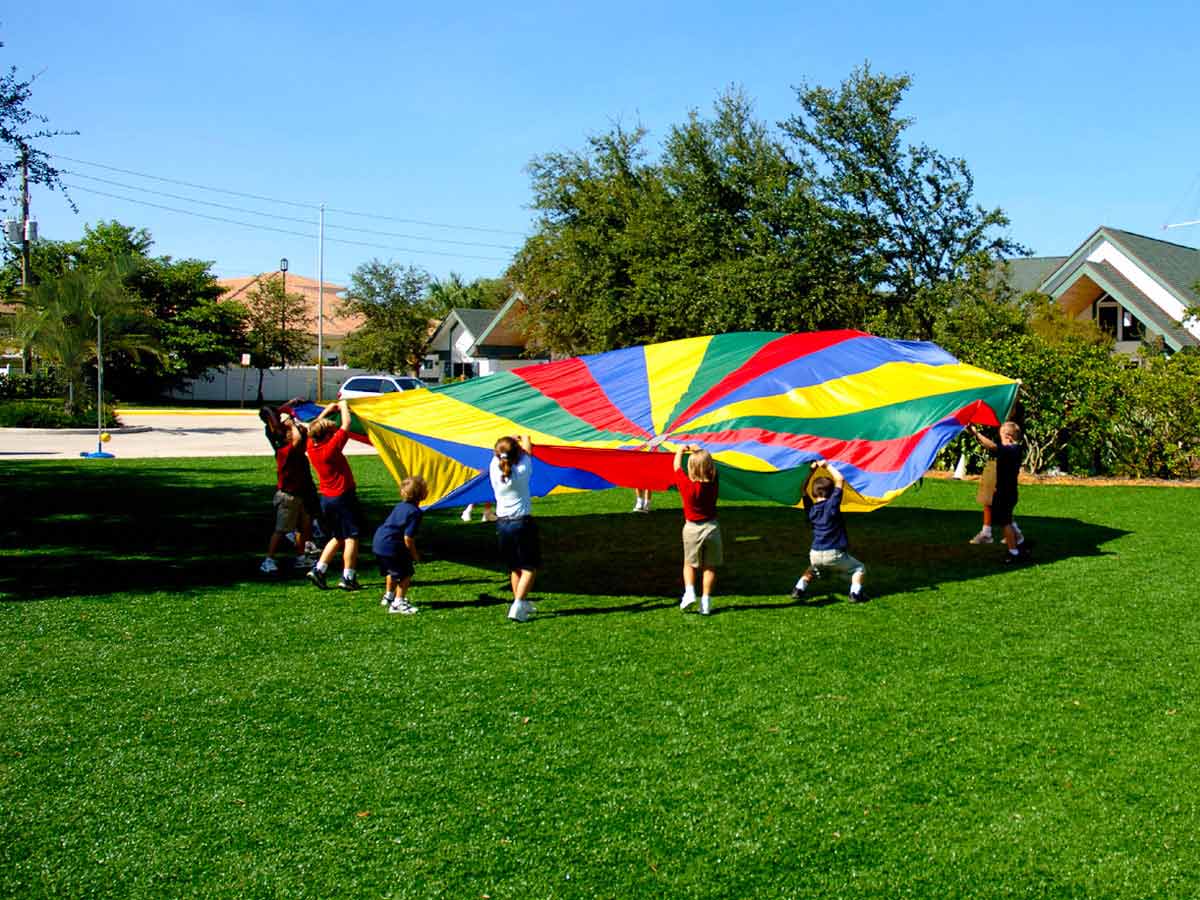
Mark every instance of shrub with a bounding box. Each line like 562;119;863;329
0;370;68;401
0;400;121;429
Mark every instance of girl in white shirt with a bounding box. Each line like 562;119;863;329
489;435;541;622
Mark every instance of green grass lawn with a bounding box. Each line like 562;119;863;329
2;457;1198;898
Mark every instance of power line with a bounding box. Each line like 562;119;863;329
50;152;531;237
63;170;520;250
64;184;514;262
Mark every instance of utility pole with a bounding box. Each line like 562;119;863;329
317;202;325;403
20;144;32;374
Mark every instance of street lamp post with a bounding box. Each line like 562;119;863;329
279;258;289;371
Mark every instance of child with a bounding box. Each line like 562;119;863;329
373;476;428;615
674;444;721;615
968;458;1024;546
260;413;313;574
966;422;1029;564
305;399;367;591
632;488;653;513
490;435;540;623
791;459;866;602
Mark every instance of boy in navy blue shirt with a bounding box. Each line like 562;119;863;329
372;476;428;615
791;459;867;602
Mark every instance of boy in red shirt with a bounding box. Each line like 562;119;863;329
259;414;313;574
305;399;366;591
673;443;721;615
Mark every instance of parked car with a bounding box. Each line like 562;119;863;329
337;374;426;399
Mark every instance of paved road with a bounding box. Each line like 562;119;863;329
0;410;379;461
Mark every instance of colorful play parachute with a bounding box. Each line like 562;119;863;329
341;330;1018;512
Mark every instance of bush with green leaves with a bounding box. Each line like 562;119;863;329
0;369;67;401
0;399;120;428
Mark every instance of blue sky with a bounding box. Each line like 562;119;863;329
5;0;1199;287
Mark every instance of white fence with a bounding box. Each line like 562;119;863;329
166;366;384;404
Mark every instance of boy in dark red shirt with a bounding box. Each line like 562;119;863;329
259;415;313;574
673;443;721;615
305;400;366;590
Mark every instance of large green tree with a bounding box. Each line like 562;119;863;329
243;274;311;402
782;64;1024;338
4;221;247;398
339;261;433;374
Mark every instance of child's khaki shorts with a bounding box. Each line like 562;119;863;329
809;548;865;576
682;520;723;567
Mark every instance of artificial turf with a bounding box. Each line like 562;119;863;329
1;457;1197;898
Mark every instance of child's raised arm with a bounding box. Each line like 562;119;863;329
824;460;845;489
966;424;997;451
337;399;352;431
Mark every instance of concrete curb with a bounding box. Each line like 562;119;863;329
0;425;155;436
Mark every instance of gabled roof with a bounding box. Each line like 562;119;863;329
426;307;500;352
1039;227;1200;307
1012;227;1200;350
1002;256;1068;295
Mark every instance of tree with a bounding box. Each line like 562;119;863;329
1;40;75;214
3;221;247;399
510;91;874;355
340;261;433;373
427;272;512;316
782;64;1025;338
243;274;312;402
15;264;158;412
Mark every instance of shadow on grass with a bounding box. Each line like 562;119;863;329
439;505;1129;608
0;461;1128;605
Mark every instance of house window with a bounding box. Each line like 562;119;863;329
1093;295;1145;342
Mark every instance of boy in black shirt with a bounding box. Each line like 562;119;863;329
790;459;867;602
967;422;1029;564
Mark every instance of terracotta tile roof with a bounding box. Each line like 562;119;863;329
217;274;364;339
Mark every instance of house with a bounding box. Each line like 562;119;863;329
424;294;548;380
1005;227;1200;354
217;273;360;365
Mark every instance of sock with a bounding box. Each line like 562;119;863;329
344;568;356;581
682;586;696;600
850;585;862;597
795;576;810;591
980;525;992;537
315;561;328;573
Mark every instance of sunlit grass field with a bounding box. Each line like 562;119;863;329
2;457;1197;898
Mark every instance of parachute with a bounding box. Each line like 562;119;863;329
341;330;1018;512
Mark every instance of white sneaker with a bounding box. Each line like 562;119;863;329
389;599;417;615
969;531;993;545
507;599;531;622
380;594;393;607
460;504;475;522
700;596;712;616
680;593;697;611
482;507;497;522
304;540;320;555
259;558;278;574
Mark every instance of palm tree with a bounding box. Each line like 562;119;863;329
15;264;159;413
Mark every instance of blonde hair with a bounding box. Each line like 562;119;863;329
399;475;428;504
686;448;716;483
494;436;524;482
1000;421;1022;441
308;418;337;441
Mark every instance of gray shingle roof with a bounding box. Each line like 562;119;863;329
1102;228;1200;307
451;307;500;337
1000;257;1069;294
